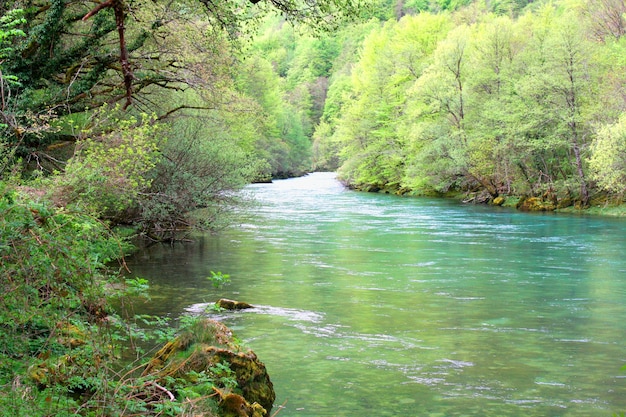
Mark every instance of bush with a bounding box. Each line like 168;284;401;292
0;182;122;351
590;114;626;195
0;181;124;414
55;113;161;221
51;110;264;241
138;117;263;240
0;183;228;416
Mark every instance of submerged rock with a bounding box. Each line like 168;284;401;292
143;318;275;416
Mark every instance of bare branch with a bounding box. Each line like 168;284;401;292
155;105;217;121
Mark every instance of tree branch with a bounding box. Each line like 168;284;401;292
82;0;115;21
155;105;217;121
83;0;134;109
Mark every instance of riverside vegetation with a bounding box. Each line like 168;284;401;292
0;1;359;416
2;0;626;415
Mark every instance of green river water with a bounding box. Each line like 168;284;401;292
126;172;626;417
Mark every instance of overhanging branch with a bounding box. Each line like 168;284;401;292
83;0;134;109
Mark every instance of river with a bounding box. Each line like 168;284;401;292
125;172;626;417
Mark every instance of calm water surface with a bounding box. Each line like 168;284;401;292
126;172;626;416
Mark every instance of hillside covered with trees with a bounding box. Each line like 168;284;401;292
309;0;626;210
4;0;626;216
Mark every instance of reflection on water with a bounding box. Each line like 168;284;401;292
126;172;626;417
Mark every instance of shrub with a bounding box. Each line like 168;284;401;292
589;114;626;195
0;181;123;414
138;117;263;240
55;113;161;222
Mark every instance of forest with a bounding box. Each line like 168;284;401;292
3;0;626;219
1;0;626;415
313;0;626;210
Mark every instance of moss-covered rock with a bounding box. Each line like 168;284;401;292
217;299;254;310
143;318;275;416
516;197;556;212
556;197;573;209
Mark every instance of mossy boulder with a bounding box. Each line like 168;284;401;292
143;318;275;416
217;299;254;310
492;196;506;206
516;197;556;212
557;197;573;209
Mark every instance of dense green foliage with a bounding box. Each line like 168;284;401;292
3;0;626;414
0;0;366;182
0;180;267;415
0;1;361;415
0;183;119;415
310;0;626;206
0;184;271;416
5;0;626;213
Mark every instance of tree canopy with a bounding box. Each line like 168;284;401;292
311;0;626;206
4;0;626;222
0;0;372;238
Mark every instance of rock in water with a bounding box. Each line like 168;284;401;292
217;298;254;310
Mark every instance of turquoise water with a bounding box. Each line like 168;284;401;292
126;172;626;416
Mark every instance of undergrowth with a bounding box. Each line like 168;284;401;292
0;182;235;416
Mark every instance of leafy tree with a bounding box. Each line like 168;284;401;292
0;0;368;165
507;6;599;203
461;14;524;196
333;21;406;190
284;34;341;132
0;8;27;171
316;2;622;204
316;12;452;190
54;111;161;221
582;0;626;42
548;15;596;204
401;23;470;193
589;114;626;194
311;18;383;170
236;52;312;178
140;116;263;240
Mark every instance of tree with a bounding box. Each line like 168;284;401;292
550;17;595;204
589;114;626;194
583;0;626;42
329;13;453;191
310;18;382;170
140;115;263;239
333;21;407;190
511;7;599;203
401;23;471;193
0;8;27;172
462;14;524;196
0;0;367;162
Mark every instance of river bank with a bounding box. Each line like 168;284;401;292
0;183;275;417
491;193;626;217
342;179;626;217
